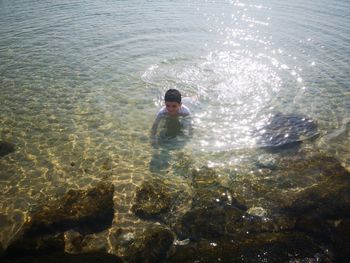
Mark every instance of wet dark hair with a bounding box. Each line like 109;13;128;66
164;89;181;104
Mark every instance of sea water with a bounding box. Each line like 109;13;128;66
1;0;349;252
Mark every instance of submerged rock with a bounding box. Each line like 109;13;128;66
333;219;350;262
1;251;122;263
254;113;319;149
168;232;332;263
174;166;304;245
131;178;192;223
132;181;172;220
175;167;250;240
176;206;295;241
247;206;268;217
191;167;220;188
191;167;247;210
0;141;15;157
64;228;111;255
237;153;350;212
2;183;115;261
285;172;350;242
283;158;350;218
278;154;350;260
273;153;348;192
5;233;65;258
175;206;244;240
191;186;236;210
124;226;175;263
278;153;348;178
4;182;114;260
25;182;115;235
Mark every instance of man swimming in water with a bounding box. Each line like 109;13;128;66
150;89;191;141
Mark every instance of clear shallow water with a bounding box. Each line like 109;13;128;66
1;0;350;252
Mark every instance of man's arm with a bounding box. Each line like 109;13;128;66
182;115;193;138
151;107;166;138
150;116;161;137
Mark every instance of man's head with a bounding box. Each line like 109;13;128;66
164;89;182;116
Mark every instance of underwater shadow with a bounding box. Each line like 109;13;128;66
149;117;191;173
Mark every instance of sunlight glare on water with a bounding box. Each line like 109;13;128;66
143;0;294;154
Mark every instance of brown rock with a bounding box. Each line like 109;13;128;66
125;226;175;263
27;182;115;235
168;232;332;263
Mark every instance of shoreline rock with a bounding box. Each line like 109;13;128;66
2;152;350;262
1;251;123;263
131;178;192;224
25;182;115;236
2;183;115;261
124;226;175;263
167;232;333;263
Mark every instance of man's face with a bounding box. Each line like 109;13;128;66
165;101;181;116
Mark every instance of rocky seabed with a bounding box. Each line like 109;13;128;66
0;139;350;262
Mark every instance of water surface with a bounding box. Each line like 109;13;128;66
1;0;350;253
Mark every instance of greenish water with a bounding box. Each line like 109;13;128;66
1;0;350;255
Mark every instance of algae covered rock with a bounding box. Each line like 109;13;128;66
277;154;350;260
247;206;268;217
241;153;350;211
289;176;350;218
131;178;191;222
168;232;332;263
278;153;349;179
175;206;244;240
333;219;350;262
191;186;236;210
283;171;350;246
25;182;115;236
175;207;295;241
0;141;15;157
175;167;250;240
191;167;247;210
1;251;123;263
125;226;175;263
2;183;115;261
132;181;172;220
283;157;350;218
191;167;220;188
5;233;65;258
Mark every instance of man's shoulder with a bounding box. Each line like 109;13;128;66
180;104;191;116
156;106;167;118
